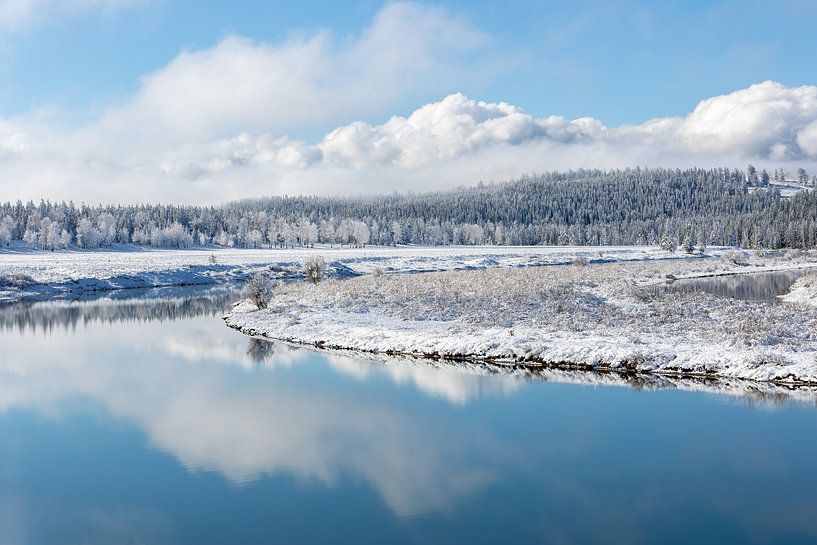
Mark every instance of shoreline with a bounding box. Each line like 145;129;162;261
224;319;817;387
224;255;817;386
226;336;817;406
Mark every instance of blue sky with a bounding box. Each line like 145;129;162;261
5;0;817;126
1;0;817;203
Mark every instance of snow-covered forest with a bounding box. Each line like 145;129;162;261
2;167;816;251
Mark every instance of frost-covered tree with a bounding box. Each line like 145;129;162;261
660;233;676;252
23;226;38;247
248;229;264;248
390;221;402;246
3;167;817;251
59;229;72;249
350;220;370;247
76;218;101;249
298;217;317;247
153;222;193;248
97;212;117;246
319;219;336;247
747;164;759;186
681;233;694;254
0;215;14;246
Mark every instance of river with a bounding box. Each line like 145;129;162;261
1;286;816;544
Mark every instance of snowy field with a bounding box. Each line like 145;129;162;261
225;252;817;385
0;244;740;304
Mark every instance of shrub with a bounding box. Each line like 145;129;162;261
721;250;746;266
303;256;327;284
572;256;588;267
0;273;36;288
208;254;218;264
245;273;277;308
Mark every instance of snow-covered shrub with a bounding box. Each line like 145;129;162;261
630;284;659;302
721;251;746;266
372;266;384;278
783;249;806;261
0;273;36;288
245;273;277;309
572;256;588;267
208;254;218;264
303;256;326;284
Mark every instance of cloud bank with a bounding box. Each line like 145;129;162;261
0;2;816;203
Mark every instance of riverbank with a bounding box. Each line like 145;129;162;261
225;254;817;384
1;244;735;304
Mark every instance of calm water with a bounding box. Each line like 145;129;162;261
1;287;817;545
668;269;808;302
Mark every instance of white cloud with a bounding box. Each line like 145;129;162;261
1;0;817;208
677;81;817;158
797;120;817;157
147;81;817;197
91;2;487;145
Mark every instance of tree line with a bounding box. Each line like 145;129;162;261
1;167;816;250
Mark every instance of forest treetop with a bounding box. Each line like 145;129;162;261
1;167;816;250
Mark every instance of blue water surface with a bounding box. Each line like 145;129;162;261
0;286;816;545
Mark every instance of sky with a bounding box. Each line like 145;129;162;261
1;0;817;204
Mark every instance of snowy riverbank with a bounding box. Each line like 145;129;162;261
1;244;737;304
225;254;817;385
781;274;817;306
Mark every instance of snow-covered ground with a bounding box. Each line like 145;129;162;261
1;243;739;304
748;180;815;198
225;253;817;385
781;274;817;306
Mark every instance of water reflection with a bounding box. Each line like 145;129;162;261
2;289;817;544
0;285;243;333
0;312;510;517
667;270;806;302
